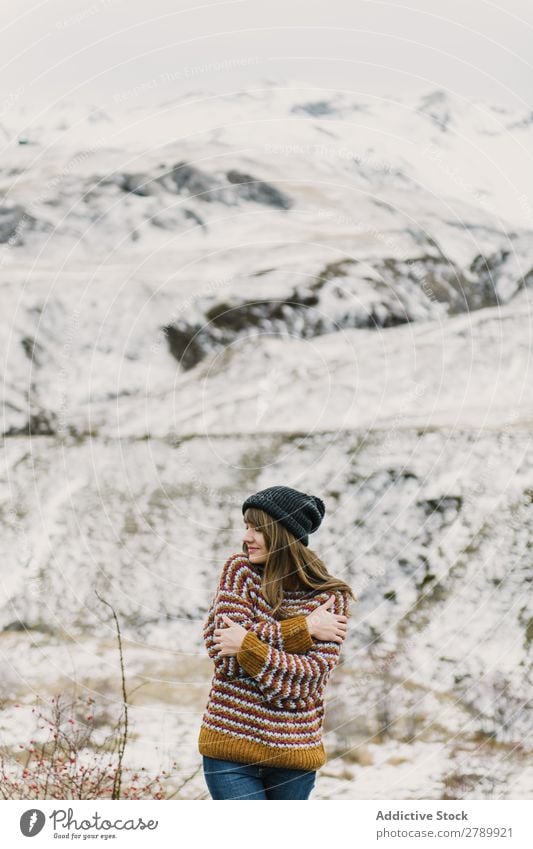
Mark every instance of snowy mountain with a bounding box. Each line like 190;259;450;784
0;83;531;799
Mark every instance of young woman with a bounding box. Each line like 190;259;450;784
198;485;355;800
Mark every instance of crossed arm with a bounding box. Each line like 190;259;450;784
202;554;349;705
202;555;314;680
236;626;345;704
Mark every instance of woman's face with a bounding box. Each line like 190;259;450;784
243;519;268;563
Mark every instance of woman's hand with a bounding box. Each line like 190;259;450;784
213;615;249;657
306;594;348;643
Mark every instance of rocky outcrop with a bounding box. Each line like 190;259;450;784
226;169;292;209
162;246;527;370
111;161;293;210
0;205;43;244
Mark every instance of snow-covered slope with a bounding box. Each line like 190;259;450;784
1;83;531;799
2;86;533;437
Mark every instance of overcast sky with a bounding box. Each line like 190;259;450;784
0;0;532;113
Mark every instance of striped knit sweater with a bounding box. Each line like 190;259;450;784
198;552;350;770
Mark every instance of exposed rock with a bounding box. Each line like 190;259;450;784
118;172;159;197
20;336;41;364
162;323;210;371
418;495;463;514
0;205;37;244
380;255;501;313
164;288;321;370
160;240;530;371
417;90;453;131
4;410;59;437
521;267;533;289
226;169;292;209
309;258;359;290
291;100;336;116
2;620;55;634
168;161;226;202
183;208;205;227
470;248;510;276
26;411;58;436
85;163;293;212
150;207;205;230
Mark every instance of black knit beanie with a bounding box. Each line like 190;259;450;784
242;485;325;546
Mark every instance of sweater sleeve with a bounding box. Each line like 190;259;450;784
202;554;314;679
236;589;350;704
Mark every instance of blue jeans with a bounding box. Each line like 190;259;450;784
202;755;316;800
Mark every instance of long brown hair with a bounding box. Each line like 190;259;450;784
243;506;356;617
